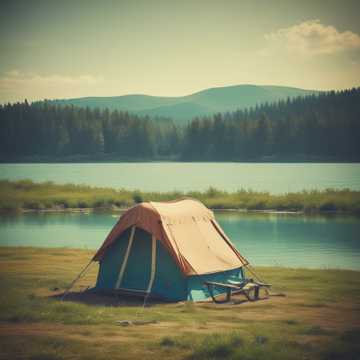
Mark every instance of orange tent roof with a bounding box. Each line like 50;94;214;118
93;199;248;275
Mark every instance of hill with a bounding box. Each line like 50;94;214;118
49;84;318;122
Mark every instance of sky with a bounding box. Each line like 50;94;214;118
0;0;360;103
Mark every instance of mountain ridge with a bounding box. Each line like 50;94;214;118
48;84;319;122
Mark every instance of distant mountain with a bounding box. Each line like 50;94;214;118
49;84;318;122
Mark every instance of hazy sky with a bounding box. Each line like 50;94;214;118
1;0;360;103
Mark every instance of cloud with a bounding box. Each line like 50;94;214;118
1;70;103;88
265;19;360;55
0;70;104;103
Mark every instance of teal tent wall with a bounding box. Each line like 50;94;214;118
152;237;188;301
95;227;244;302
95;227;132;290
120;229;152;291
95;227;188;300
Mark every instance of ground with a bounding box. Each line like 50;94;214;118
0;247;359;360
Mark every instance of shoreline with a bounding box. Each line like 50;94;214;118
1;179;360;215
1;158;360;164
13;207;305;214
2;205;355;216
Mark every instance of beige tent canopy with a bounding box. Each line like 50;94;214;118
94;198;248;276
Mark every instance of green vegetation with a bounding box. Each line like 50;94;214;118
0;247;359;360
1;88;359;161
1;179;360;214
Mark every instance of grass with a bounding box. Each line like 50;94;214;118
0;247;359;359
170;330;360;360
1;179;360;214
300;325;333;336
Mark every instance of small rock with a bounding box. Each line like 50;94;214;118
117;320;132;326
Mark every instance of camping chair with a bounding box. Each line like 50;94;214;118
204;278;271;304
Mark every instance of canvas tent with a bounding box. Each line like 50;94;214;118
93;198;248;301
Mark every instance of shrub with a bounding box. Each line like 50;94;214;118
77;200;89;208
24;201;45;210
133;192;143;204
319;202;338;212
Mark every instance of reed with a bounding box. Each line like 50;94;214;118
1;179;360;214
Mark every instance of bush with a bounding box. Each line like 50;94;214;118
0;201;22;212
319;202;338;212
133;192;143;204
24;201;46;210
77;200;89;208
54;199;69;209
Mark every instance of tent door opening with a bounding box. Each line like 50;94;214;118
116;227;157;293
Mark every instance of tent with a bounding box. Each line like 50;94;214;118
93;198;248;301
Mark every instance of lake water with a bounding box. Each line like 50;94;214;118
1;212;359;270
1;162;360;193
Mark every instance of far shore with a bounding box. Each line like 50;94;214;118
1;179;360;215
1;155;360;163
18;206;305;215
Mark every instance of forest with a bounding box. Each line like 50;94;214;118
0;88;359;161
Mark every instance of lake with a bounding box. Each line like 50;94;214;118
1;162;360;193
1;212;359;270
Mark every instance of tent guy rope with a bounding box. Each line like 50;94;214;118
61;259;94;301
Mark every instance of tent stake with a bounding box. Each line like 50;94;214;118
61;260;93;301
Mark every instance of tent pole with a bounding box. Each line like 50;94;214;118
115;226;136;289
61;260;93;301
136;235;157;319
245;264;266;284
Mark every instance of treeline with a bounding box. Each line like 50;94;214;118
0;102;182;159
183;88;360;160
0;88;359;161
